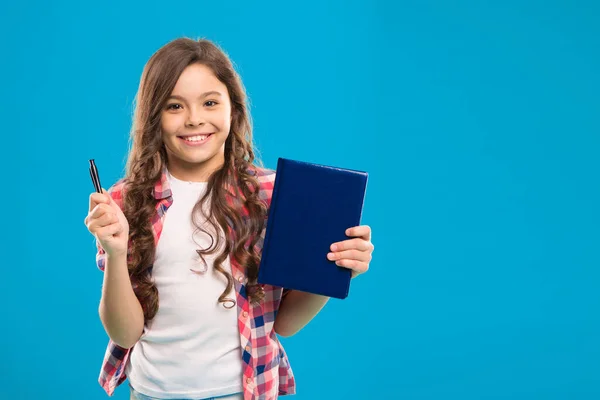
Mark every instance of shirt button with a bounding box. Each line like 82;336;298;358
245;345;250;352
242;311;248;318
237;275;244;283
246;377;252;384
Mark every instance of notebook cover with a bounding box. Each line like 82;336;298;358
257;158;368;299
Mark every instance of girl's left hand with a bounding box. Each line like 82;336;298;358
327;225;374;278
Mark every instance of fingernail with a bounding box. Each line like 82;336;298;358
331;244;338;251
327;253;335;260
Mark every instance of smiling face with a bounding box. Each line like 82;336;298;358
161;63;232;182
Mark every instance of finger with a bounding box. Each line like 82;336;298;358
102;188;124;212
84;206;109;227
89;203;111;219
98;212;118;227
345;225;371;241
102;188;121;207
101;188;114;203
95;222;124;240
327;249;372;263
87;212;118;231
330;238;372;252
334;259;369;274
89;191;110;212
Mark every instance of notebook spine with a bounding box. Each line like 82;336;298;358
260;158;283;273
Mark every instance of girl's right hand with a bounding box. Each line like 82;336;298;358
85;188;130;258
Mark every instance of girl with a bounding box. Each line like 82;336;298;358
84;37;374;400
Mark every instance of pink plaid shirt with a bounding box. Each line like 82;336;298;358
94;166;296;399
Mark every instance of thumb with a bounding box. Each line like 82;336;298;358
101;188;113;204
101;188;124;213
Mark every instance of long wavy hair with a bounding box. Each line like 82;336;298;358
122;37;267;323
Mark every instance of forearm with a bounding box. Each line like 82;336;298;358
274;290;330;337
99;252;145;349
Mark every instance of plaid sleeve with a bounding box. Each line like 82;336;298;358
96;239;107;272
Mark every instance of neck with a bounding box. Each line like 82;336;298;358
167;159;224;182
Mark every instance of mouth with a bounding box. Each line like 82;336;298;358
177;133;214;145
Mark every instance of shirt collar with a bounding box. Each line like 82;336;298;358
153;165;172;200
152;165;242;200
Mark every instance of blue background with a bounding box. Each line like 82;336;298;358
2;1;599;399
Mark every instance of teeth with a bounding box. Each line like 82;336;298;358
183;135;208;142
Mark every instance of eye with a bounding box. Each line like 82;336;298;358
166;103;182;110
205;100;218;107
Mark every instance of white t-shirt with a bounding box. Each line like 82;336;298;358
126;170;243;399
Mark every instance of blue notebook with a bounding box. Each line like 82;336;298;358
257;158;368;299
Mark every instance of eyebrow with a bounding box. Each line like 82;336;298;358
167;91;223;101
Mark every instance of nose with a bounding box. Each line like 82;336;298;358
185;118;204;127
185;107;205;127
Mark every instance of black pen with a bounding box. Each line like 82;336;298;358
89;159;102;193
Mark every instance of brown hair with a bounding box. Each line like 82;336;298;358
122;37;266;322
